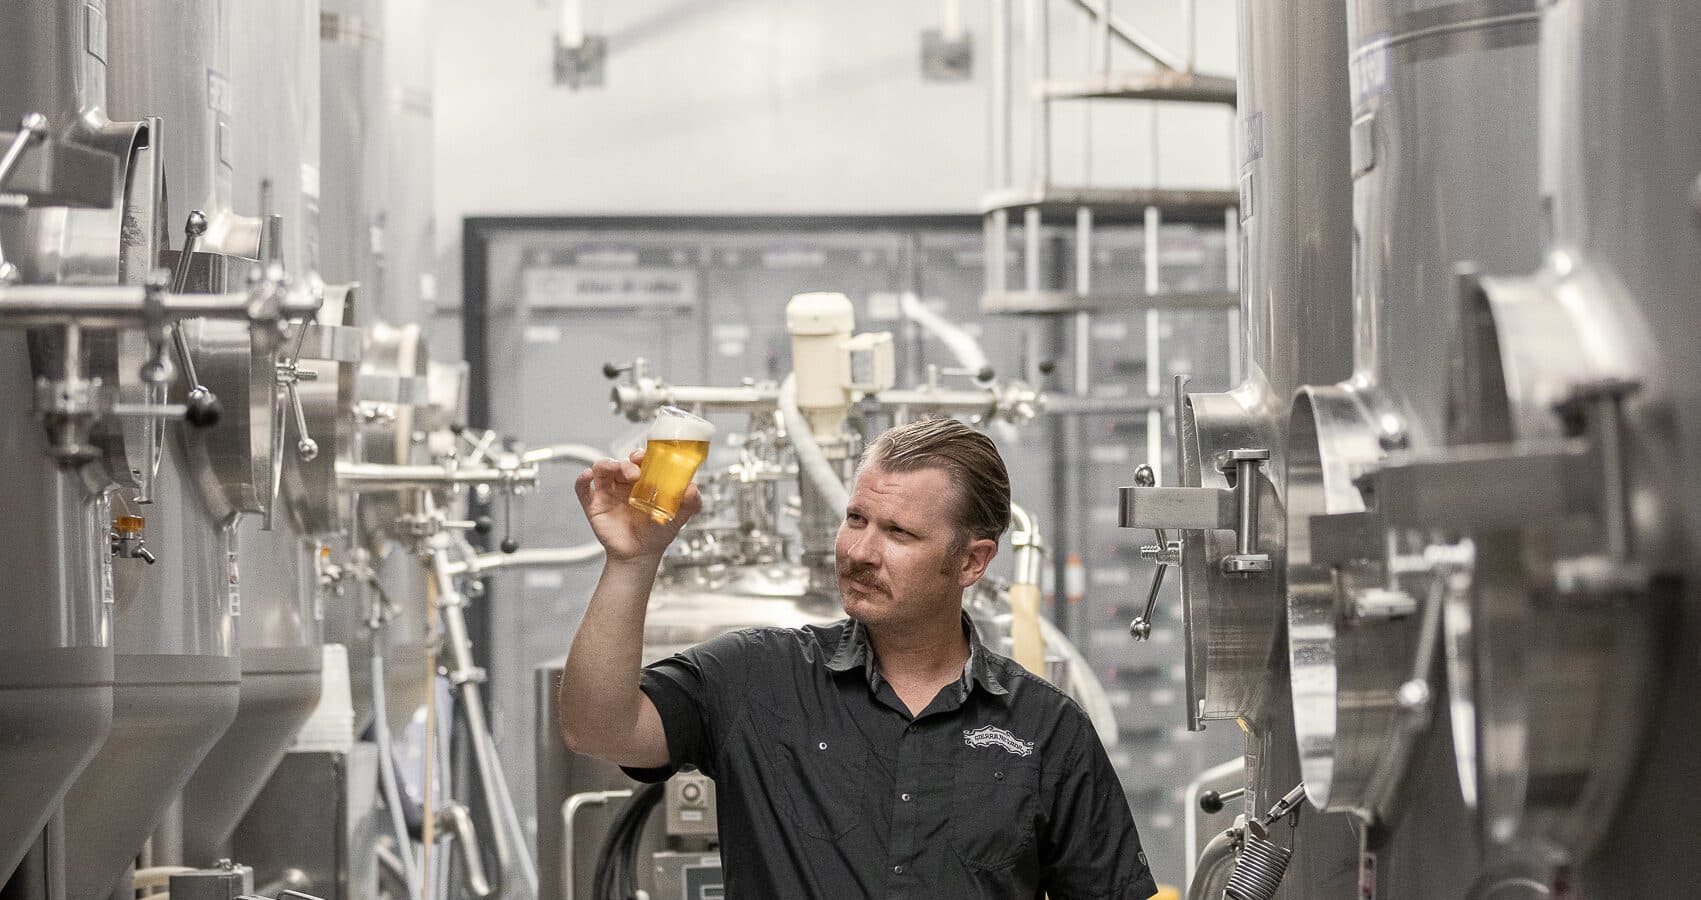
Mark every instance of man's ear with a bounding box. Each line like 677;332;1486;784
957;537;999;587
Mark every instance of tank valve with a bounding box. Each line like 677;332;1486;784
110;515;156;565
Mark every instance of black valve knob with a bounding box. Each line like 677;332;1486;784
976;366;995;383
450;423;466;435
499;538;519;554
1037;360;1056;376
602;362;621;380
1199;790;1226;815
185;387;222;428
473;516;494;535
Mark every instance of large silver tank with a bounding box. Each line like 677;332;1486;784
1553;3;1701;890
1416;1;1701;894
0;0;130;883
62;434;239;900
177;0;326;863
0;337;112;884
380;0;435;327
61;4;246;894
1216;0;1360;895
320;0;385;316
1283;0;1542;849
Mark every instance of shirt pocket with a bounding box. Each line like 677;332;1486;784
949;758;1040;870
754;705;871;841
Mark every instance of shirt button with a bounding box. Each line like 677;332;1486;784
892;865;904;875
900;792;911;802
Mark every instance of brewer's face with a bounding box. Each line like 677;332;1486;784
836;465;983;629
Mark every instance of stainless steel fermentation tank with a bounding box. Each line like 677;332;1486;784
319;0;435;735
0;0;143;881
1282;0;1541;856
1356;0;1701;894
1115;0;1362;893
179;0;327;865
59;1;257;893
0;338;111;884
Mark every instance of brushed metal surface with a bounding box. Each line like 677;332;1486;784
1284;0;1542;820
62;654;240;900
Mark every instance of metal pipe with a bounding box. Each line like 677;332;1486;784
0;284;318;327
334;461;539;492
443;545;604;577
436;802;493;899
561;791;632;900
1065;0;1184;71
942;0;964;42
1025;0;1051;187
519;443;606;467
1189;828;1241;900
430;548;519;896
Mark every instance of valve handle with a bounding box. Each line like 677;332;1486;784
1199;787;1245;815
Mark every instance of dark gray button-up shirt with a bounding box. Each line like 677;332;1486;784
623;615;1159;899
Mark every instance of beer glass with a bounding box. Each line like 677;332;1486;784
627;406;715;524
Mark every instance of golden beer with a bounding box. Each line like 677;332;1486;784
627;407;715;524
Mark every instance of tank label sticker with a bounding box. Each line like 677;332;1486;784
1350;38;1390;113
1240;111;1264;164
963;725;1036;757
206;69;233;116
84;4;107;62
226;549;241;616
100;556;115;611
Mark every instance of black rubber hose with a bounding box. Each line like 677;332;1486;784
592;783;666;900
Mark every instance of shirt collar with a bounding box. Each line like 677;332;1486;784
826;610;1011;697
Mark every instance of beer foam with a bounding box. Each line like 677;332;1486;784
648;409;716;442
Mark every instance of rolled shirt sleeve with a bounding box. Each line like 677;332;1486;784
619;626;760;783
1038;729;1161;899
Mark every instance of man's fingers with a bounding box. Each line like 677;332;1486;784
621;459;642;481
678;484;704;521
574;467;595;507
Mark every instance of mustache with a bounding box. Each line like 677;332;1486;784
837;565;886;592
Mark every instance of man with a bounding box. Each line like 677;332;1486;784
561;416;1158;898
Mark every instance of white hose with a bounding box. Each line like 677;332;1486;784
899;292;1018;442
778;374;849;517
372;645;424;900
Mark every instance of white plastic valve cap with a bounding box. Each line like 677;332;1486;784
786;292;856;335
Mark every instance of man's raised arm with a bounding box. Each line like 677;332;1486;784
557;451;700;768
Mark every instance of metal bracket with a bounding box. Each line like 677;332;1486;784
553;34;606;89
922;29;974;81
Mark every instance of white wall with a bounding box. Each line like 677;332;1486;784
431;0;1239;309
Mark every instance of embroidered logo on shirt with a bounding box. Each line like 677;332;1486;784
962;725;1036;757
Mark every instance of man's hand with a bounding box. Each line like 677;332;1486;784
575;449;703;563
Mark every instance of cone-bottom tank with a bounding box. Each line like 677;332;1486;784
0;336;112;883
62;440;239;900
181;521;322;863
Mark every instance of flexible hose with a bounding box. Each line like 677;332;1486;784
481;725;540;898
373;642;424;900
778;374;848;517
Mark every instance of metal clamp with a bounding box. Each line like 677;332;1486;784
1217;448;1272;574
1118;448;1271;577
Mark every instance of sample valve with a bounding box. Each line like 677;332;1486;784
109;514;156;565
